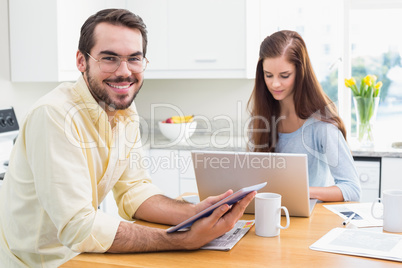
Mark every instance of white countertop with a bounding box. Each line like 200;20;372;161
145;133;402;158
348;139;402;158
148;133;246;151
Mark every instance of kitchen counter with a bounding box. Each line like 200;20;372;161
350;145;402;158
145;132;402;158
348;139;402;158
147;133;246;151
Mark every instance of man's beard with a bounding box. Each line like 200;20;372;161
85;67;142;111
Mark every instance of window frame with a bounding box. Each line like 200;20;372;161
339;0;402;140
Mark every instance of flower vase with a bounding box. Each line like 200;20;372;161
353;96;380;147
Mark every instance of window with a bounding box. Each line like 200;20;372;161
349;6;402;144
260;0;402;145
260;0;341;103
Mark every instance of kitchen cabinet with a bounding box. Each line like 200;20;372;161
125;0;169;72
381;157;402;194
126;0;260;79
147;149;180;198
9;0;125;82
178;150;198;194
146;149;197;198
10;0;260;81
353;157;381;202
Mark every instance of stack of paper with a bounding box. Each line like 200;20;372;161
310;228;402;262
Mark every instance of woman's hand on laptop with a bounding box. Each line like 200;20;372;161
181;191;256;250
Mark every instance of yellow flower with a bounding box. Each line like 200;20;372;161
345;74;382;98
374;81;383;89
344;78;356;87
363;75;374;86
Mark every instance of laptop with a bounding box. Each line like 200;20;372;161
191;150;317;217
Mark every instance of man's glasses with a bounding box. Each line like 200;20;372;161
86;52;148;74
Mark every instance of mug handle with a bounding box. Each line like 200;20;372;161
371;198;383;219
278;206;290;229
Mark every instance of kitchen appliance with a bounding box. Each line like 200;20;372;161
354;156;381;202
0;107;19;185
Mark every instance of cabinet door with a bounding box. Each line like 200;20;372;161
354;159;381;202
148;149;180;198
381;157;402;193
9;0;126;82
178;150;198;194
57;0;126;80
167;0;246;70
126;0;169;71
9;0;58;82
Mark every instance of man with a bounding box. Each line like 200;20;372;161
0;9;255;267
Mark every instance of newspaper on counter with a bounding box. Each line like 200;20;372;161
201;220;255;251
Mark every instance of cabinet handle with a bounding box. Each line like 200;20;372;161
194;59;217;63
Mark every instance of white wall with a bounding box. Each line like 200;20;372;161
0;0;254;125
136;79;254;122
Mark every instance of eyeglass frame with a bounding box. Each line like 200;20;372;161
86;52;149;74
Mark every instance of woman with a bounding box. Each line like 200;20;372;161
247;30;360;202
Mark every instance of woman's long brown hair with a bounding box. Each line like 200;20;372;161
247;30;346;152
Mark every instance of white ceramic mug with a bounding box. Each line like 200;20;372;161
255;193;290;237
371;189;402;233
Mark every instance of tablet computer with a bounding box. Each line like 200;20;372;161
166;182;267;233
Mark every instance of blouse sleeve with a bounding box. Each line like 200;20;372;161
319;123;361;201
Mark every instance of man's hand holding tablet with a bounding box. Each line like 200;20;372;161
167;182;267;233
163;183;262;250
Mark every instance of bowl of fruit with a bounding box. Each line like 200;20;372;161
158;115;197;141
